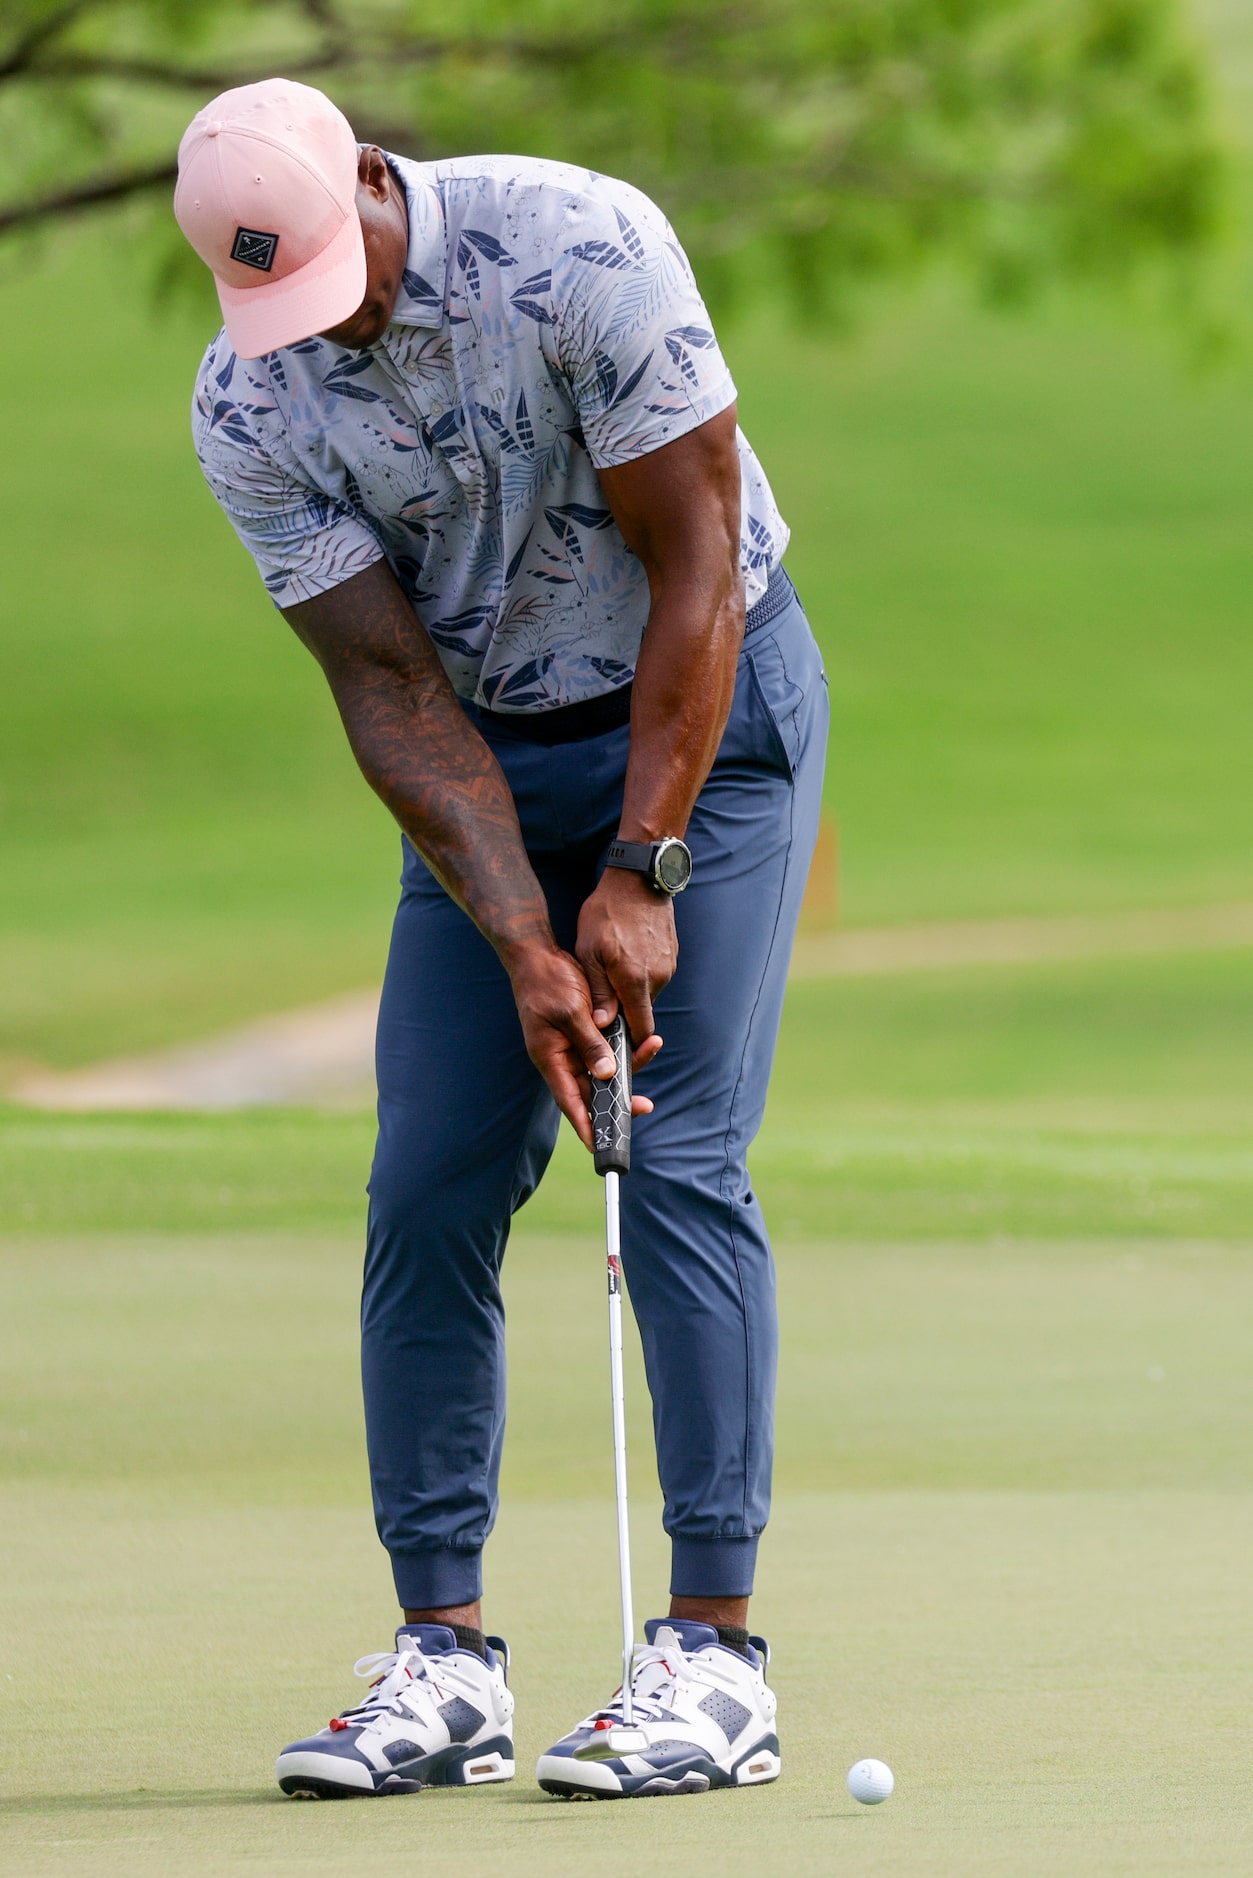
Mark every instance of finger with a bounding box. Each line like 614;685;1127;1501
581;959;618;1032
617;981;655;1056
540;1049;595;1150
630;1093;654;1117
631;1033;663;1072
567;1006;617;1081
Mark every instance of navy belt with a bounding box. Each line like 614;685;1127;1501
464;563;795;746
743;560;796;637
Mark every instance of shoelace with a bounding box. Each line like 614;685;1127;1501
333;1646;431;1726
593;1643;697;1726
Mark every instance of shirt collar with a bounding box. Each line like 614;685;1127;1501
385;155;447;329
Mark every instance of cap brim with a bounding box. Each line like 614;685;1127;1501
216;207;367;359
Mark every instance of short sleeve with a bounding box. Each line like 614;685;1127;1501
191;354;385;607
554;181;736;469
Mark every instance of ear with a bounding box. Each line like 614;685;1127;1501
357;145;391;203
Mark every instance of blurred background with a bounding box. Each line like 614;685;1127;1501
1;4;1252;1873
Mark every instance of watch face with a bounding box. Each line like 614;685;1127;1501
655;840;692;893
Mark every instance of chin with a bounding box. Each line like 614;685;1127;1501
321;294;393;350
345;308;388;348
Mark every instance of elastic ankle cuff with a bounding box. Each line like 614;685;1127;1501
390;1545;483;1611
669;1534;759;1599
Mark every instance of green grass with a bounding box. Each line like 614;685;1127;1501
6;947;1253;1241
740;296;1253;925
5;237;1253;1066
0;244;397;1072
3;940;1252;1869
4;20;1253;1868
3;1216;1252;1874
4;1485;1250;1875
5;260;1253;1875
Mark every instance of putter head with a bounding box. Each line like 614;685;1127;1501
572;1724;650;1761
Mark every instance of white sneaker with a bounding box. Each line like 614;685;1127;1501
535;1618;780;1799
276;1624;515;1798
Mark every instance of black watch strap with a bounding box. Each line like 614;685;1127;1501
605;839;654;876
605;836;693;895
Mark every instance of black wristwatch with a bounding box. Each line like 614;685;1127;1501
605;836;693;896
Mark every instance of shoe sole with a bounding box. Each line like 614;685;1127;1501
278;1737;515;1799
536;1736;781;1800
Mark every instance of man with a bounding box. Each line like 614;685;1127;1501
176;76;827;1801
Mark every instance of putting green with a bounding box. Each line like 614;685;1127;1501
3;1487;1250;1876
3;1216;1251;1874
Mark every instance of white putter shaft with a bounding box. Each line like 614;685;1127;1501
573;1021;650;1766
604;1168;640;1735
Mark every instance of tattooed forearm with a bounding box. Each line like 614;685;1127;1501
284;558;624;1143
283;560;556;969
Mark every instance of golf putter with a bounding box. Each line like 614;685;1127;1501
574;1012;649;1761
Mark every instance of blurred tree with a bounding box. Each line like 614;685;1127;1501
0;0;1230;319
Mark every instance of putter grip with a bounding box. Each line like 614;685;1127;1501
592;1014;632;1177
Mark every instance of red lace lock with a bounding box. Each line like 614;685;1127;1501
329;1717;349;1732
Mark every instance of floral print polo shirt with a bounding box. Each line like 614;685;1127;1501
192;152;789;712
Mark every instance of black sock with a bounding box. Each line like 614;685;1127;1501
715;1625;752;1659
450;1623;489;1661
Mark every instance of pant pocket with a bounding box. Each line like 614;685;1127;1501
744;632;809;778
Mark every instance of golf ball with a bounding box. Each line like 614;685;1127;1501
847;1757;894;1804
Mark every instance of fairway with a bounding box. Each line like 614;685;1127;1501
4;249;1253;1074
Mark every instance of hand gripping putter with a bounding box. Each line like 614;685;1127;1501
574;1012;650;1760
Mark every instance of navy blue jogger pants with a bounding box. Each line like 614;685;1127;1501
362;575;829;1610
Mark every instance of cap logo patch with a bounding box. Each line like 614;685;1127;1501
230;226;279;272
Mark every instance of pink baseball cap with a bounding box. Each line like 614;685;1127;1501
175;78;366;358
